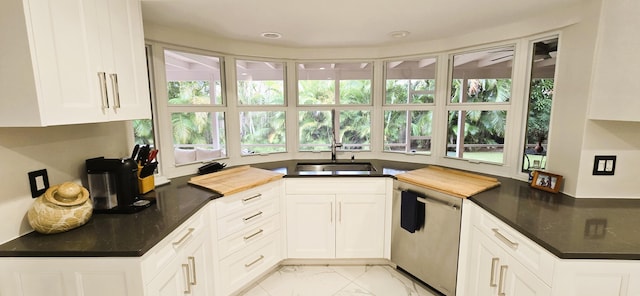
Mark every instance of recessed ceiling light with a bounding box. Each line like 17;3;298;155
261;32;282;39
390;31;410;39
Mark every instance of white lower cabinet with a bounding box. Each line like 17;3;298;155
146;227;213;296
285;178;387;259
0;205;212;296
0;258;143;296
458;200;554;296
551;260;640;296
210;180;284;296
459;200;640;296
464;226;551;296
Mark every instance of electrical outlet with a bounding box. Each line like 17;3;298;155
28;169;49;198
592;155;616;175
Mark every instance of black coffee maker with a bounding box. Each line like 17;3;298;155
86;157;151;213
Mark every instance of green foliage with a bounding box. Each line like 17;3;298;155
240;111;286;154
526;79;554;144
237;81;284;105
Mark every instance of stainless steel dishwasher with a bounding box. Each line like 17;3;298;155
391;180;463;296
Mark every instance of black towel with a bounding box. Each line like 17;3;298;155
401;190;425;233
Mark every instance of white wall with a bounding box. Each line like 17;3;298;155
0;122;129;243
576;120;640;198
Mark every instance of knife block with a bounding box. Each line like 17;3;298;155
137;165;155;194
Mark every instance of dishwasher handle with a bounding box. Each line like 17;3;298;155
396;188;460;210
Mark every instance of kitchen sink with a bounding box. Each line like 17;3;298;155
295;162;376;172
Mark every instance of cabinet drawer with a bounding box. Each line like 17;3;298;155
218;232;281;295
216;180;281;218
285;178;386;195
471;203;555;285
141;207;209;284
217;197;279;239
217;216;280;259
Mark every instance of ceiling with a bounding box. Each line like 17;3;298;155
141;0;587;48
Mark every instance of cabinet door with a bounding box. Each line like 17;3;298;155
335;194;385;258
504;257;552;296
146;258;188;296
589;0;640;121
184;235;213;296
99;0;150;121
25;0;106;125
462;227;503;296
286;194;335;258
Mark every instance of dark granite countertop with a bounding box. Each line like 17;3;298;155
470;176;640;260
2;159;639;260
0;176;219;257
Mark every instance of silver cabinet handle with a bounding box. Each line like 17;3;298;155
338;201;342;223
243;229;264;241
109;73;120;110
98;72;109;109
490;257;499;287
244;255;264;268
498;265;508;296
330;202;333;223
242;193;262;203
243;211;263;222
172;228;195;247
182;263;192;294
188;256;197;285
492;228;519;250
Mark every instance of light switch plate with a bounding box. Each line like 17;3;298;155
28;169;49;198
592;155;616;175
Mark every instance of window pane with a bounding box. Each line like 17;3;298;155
236;60;285;105
298;110;331;151
384;110;432;154
385;57;436;104
339;80;371;104
240;111;286;155
164;50;223;105
171;112;226;165
133;119;154;146
339;110;371;150
298;80;335;105
446;110;506;163
523;38;558;172
450;47;514;103
297;62;372;105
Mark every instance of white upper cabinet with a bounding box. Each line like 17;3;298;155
0;0;150;127
588;0;640;122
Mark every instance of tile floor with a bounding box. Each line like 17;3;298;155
238;265;439;296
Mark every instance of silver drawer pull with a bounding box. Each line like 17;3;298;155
182;263;192;294
109;73;120;110
490;257;499;287
243;211;263;222
242;194;262;203
492;228;519;250
243;229;264;241
172;228;195;247
188;256;197;285
244;255;265;268
98;72;109;109
498;265;508;296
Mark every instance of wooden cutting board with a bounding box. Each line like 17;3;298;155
188;165;284;195
395;166;500;198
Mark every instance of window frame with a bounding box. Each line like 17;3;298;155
444;45;516;165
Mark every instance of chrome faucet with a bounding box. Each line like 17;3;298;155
330;109;342;162
331;131;342;162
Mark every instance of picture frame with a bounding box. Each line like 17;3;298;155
531;170;563;193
